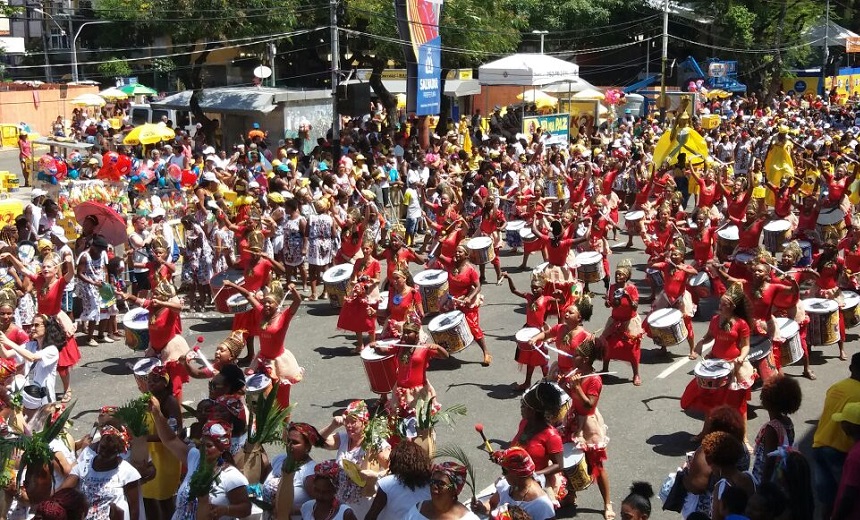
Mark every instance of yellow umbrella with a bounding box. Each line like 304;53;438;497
705;89;732;100
123;123;176;146
99;88;129;101
571;88;606;102
70;93;107;107
516;89;558;107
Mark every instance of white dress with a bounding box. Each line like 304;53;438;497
404;503;480;520
71;459;141;520
375;475;430;520
300;501;351;520
172;447;249;520
260;456;315;520
307;214;334;266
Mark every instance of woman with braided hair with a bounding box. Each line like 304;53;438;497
600;259;644;386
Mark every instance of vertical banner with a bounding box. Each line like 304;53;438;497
394;0;443;115
416;36;441;115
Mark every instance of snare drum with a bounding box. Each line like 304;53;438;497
123;308;150;351
211;269;245;314
803;298;840;345
694;359;733;389
763;220;791;253
132;357;161;393
376;291;390;325
716;225;739;262
687;271;711;299
467;236;495;265
226;293;252;314
361;342;399;394
505;221;525;248
413;269;449;315
843;291;860;328
562;443;592;491
646;308;687;347
817;207;847;240
624;210;645;226
515;327;542;352
575;251;604;283
428;311;474;354
519;227;538;244
749;335;777;381
322;264;354;308
646;268;664;290
245;373;273;406
776;317;803;366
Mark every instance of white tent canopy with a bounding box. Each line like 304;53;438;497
803;21;859;48
541;77;597;94
478;53;580;87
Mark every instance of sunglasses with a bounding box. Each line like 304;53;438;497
429;479;453;490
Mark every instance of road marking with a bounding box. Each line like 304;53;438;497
656;341;713;379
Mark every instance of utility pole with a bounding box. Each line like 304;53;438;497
658;0;669;123
270;42;277;87
822;0;830;96
330;0;341;164
532;30;548;55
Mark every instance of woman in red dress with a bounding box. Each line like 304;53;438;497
475;198;505;284
351;240;381;285
224;280;303;407
792;194;822;245
645;243;698;358
123;279;190;400
501;271;557;390
641;205;676;263
774;241;818;379
438;243;491;366
599;260;644;386
510;382;565;505
380;268;423;339
528;297;594;377
30;251;80;402
334;208;365;265
337;279;378;354
810;232;847;360
682;284;753;437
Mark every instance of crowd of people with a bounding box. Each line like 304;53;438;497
1;88;860;520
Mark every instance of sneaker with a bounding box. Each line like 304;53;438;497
99;336;114;344
87;339;98;347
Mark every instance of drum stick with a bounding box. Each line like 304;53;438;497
768;263;787;276
386;343;435;349
562;369;617;380
544;343;574;358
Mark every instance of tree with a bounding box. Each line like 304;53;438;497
97;58;132;81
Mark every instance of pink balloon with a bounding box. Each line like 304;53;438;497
180;169;198;187
167;163;182;181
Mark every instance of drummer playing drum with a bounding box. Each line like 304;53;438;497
437;243;492;366
473;198;506;284
645;240;698;358
774;241;818;380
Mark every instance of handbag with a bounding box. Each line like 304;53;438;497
661;468;687;512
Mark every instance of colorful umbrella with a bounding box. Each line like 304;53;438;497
119;83;157;96
516;89;558;107
70;93;107;107
123;123;176;146
72;201;128;246
99;88;128;101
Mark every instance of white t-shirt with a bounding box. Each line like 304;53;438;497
23;342;59;409
71;459;141;520
300;501;351;520
403;188;422;219
376;475;430;520
491;479;555;520
129;231;150;274
261;456;315;520
404;503;480;520
173;447;249;520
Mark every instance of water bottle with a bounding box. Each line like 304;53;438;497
167;417;178;434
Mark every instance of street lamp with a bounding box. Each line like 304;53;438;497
532;30;548;54
30;7;65;83
72;21;111;82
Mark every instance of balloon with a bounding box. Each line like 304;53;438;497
116;155;132;176
68;169;79;180
180;169;198;187
55;160;68;181
68;151;82;165
138;169;155;185
158;177;167;188
167;163;182;182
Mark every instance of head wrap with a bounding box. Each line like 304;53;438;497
345;400;369;421
530;271;546;289
313;460;340;483
0;358;16;381
756;248;774;267
264;279;285;305
150;364;170;382
289;422;322;447
32;501;67;520
99;424;130;452
724;282;745;306
202;421;233;452
215;394;247;424
151;236;169;251
99;405;118;416
434;462;468;495
575;337;599;365
248;230;265;252
492;447;536;477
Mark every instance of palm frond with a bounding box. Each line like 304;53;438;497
188;455;222;498
112;393;151;437
434;444;477;499
362;411;394;453
247;382;293;446
415;401;468;431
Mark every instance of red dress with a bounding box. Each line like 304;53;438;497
603;283;642;364
545;325;591;374
353;256;381;281
681;317;751;417
336;226;364;264
142;300;188;398
534;232;574;267
233;258;274;336
510;419;563;471
381;248;419;282
337;285;376;333
564;375;607;479
735;219;766;250
445;263;484;340
34;276;80;369
726;191;751;221
256;303;297;407
383;287;422;339
696;178;719;208
692;227;716;265
515;294;552;367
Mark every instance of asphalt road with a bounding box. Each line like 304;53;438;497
0;149;847;519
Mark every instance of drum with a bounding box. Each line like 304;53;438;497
211;269;245;314
646;308;687;347
515;327;542;352
226;293;252;314
132;357;161;393
519;227;539;244
694;359;733;389
245;373;273;406
646;268;664;290
360;343;399;394
796;240;813;267
467;236;495;265
17;242;36;265
505;221;525;248
575;251;604;284
123;308;150;351
803;298;840;345
763;220;791;253
843;291;860;328
817;207;847;240
716;225;739;262
687;272;711;299
523;380;570;425
776;317;803;366
562;443;592;491
322;264;354;308
749;334;777;381
624;210;645;225
413;269;449;315
376;291;390;325
428;311;474;354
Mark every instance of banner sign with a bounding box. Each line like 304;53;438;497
522;113;570;145
416;36;441;115
395;0;443;115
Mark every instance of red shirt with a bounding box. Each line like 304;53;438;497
34;275;66;315
395;347;431;388
338;225;365;260
833;441;860;519
570;376;602;417
525;294;552;328
243;258;274;292
354;256;381;280
696;177;719;208
446;263;479;299
653;262;694;300
478;209;506;236
546;324;591;373
257;303;295;359
608;282;638;321
388;287;422;323
144;301;182;351
692;227;716;264
708;315;749;360
726;191;751;221
735;219;766;250
382;247;419;281
510;419;563;471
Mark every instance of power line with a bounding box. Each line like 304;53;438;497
669;34;825;54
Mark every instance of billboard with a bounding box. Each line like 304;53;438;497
522;114;570;146
395;0;443;115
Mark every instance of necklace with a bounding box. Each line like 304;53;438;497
313;502;337;520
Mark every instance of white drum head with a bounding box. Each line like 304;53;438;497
694;359;732;377
734;253;754;263
764;219;791;232
817;208;845;226
245;373;272;393
690;272;708;286
429;311;465;332
844;291;860;310
323;264;354;283
133;357;162;376
625;210;645;221
563;443;584;466
413;269;448;286
378;291;389;311
123;308;149;330
467;236;492;250
776;317;800;338
360;348;393;361
802;298;838;313
575;251;602;266
516;327;541;342
227;293;248;305
717;225;739;240
647;308;682;327
519;228;536;240
506;221;525;231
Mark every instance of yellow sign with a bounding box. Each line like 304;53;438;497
522;114;570;142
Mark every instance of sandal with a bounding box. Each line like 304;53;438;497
61;390;72;403
604;502;616;520
803;370;817;380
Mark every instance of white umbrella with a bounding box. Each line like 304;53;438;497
98;88;128;101
71;93;107;107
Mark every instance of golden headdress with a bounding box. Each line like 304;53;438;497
824;227;841;245
724;282;745;306
152;236;169;251
755;248;774;268
42;252;61;266
153;279;177;299
0;288;17;309
219;329;247;359
615;258;633;278
265;279;285;304
669;237;686;255
248;230;265;252
530;270;547;288
575;293;593;321
389;222;406;243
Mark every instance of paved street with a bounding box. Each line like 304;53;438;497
0;149;847;518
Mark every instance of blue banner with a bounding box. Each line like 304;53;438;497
416;36;441;116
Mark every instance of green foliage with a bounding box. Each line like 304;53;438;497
434;444;477;499
112;393;152;437
247;382;293;446
97;58;132;79
0;404;75;488
361;411;394;453
415;401;467;431
188;455;221;498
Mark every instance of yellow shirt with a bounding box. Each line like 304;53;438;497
813;377;860;452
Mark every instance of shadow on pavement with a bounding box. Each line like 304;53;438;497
305;304;341;318
646;431;696;457
315;346;354;359
82;357;133;377
446;381;520;400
